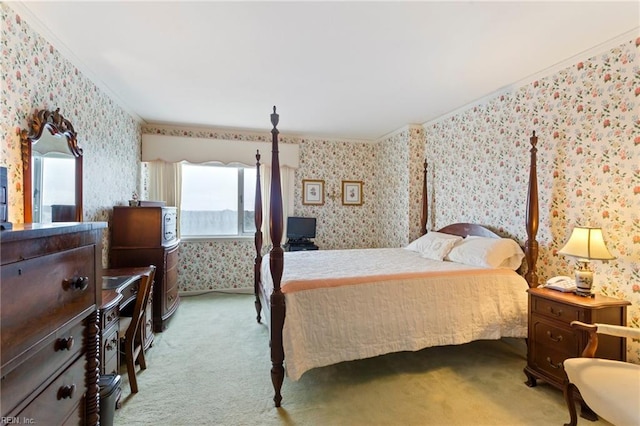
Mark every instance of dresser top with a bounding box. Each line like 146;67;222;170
0;222;107;243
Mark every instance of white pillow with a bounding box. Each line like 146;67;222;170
405;232;463;261
445;236;525;270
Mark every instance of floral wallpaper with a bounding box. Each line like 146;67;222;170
424;38;639;362
0;4;141;267
295;137;379;250
142;124;382;292
376;125;426;247
3;2;637;362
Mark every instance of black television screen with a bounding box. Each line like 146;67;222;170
286;217;316;240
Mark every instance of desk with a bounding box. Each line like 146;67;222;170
100;267;155;375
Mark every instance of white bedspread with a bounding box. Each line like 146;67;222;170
261;248;529;381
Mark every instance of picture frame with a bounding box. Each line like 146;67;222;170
342;180;363;206
302;179;325;205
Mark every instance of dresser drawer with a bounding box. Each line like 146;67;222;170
531;296;583;324
17;355;86;424
162;208;177;245
1;246;96;365
101;324;119;375
165;245;179;312
166;244;179;271
101;304;120;331
166;280;179;310
1;318;85;415
531;316;579;354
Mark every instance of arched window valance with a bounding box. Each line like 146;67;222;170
141;134;299;168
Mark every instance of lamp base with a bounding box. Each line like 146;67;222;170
574;268;593;297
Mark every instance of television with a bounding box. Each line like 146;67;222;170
286;216;316;241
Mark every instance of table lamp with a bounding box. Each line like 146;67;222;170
558;226;615;296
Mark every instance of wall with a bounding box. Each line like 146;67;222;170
377;125;427;247
142;125;385;292
1;4;141;266
424;38;639;362
1;0;404;294
295;137;379;249
7;7;635;362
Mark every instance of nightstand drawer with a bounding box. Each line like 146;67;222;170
531;345;569;383
532;317;578;353
531;296;583;324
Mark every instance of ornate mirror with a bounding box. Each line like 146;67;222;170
20;108;83;223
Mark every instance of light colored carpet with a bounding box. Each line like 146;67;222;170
113;292;610;425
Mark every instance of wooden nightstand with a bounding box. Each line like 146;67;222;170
524;287;630;390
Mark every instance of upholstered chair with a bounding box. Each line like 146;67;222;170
563;320;640;426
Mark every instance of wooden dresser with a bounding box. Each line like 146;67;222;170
1;222;106;425
524;287;630;390
110;206;180;332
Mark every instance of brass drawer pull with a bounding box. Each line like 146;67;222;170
105;337;118;351
546;331;563;342
546;357;562;369
548;306;563;317
64;276;89;291
55;336;74;351
57;384;76;400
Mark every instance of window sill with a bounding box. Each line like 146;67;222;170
181;235;255;243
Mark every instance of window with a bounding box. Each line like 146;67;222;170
180;163;256;237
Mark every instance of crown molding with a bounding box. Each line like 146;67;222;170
376;124;423;143
142;122;375;145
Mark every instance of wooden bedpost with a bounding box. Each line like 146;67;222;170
254;150;263;323
268;106;286;407
524;131;539;288
421;159;428;235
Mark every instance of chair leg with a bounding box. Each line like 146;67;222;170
126;343;138;394
563;382;578;426
579;400;598;422
137;346;147;371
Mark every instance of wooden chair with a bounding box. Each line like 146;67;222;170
118;265;156;394
563;320;640;426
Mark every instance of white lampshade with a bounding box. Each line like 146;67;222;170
558;226;615;261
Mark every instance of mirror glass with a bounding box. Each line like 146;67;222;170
21;109;83;223
32;141;76;222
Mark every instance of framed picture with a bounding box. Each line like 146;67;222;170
302;179;325;205
342;180;363;206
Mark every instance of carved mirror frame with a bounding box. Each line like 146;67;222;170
20;108;83;223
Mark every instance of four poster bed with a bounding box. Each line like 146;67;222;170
254;107;540;407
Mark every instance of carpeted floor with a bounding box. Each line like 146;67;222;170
113;292;610;425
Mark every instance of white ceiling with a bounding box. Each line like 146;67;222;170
11;1;639;140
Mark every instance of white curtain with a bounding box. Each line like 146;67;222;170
147;161;182;234
261;164;295;248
